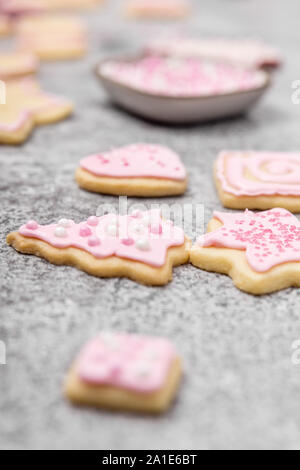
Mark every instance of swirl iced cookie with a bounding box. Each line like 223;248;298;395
7;210;191;285
190;208;300;295
215;151;300;212
0;79;73;144
0;52;38;80
76;144;188;197
125;0;190;19
16;14;87;60
64;332;182;414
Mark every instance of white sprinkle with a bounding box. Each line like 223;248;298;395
58;218;71;228
135;238;150;251
106;224;118;236
132;224;144;234
141;215;151;226
134;361;151;378
54;227;67;238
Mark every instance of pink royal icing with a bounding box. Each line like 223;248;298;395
0;79;72;133
76;332;176;393
80;144;186;181
217;151;300;197
147;38;282;69
199;208;300;273
19;210;185;268
100;56;267;98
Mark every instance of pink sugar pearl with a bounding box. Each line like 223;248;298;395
150;224;163;235
26;220;38;230
88;236;101;247
121;238;134;246
87;216;99;227
80;226;92;237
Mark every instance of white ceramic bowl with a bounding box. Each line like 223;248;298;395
95;56;271;124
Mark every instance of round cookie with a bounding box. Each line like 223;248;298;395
215;151;300;213
76;144;188;197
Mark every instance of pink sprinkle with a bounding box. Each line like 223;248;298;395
87;216;99;227
121;238;134;246
26;220;38;230
88;236;101;247
150;224;163;235
131;210;143;219
80;226;92;237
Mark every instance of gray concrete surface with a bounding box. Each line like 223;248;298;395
1;0;300;450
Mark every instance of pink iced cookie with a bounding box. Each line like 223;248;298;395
76;143;188;197
125;0;190;19
100;56;268;98
0;78;73;144
7;210;190;285
64;332;182;413
191;208;300;295
215;151;300;212
147;37;282;69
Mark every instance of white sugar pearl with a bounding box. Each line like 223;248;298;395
132;224;144;234
141;215;151;226
135;361;151;378
54;227;67;238
106;224;118;236
58;218;71;228
135;238;150;251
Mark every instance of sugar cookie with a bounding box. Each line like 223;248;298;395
1;0;102;16
7;210;191;285
100;56;268;98
16;14;87;60
0;15;11;36
76;144;188;197
125;0;190;19
147;38;282;69
0;0;48;17
0;79;73;144
64;332;182;414
190;208;300;295
215;151;300;213
0;52;38;80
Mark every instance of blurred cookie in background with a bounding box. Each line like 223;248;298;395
0;0;104;17
0;52;38;80
146;37;282;69
0;15;11;36
15;14;88;60
125;0;190;19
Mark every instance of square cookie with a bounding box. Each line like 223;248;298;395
215;151;300;212
64;332;182;414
